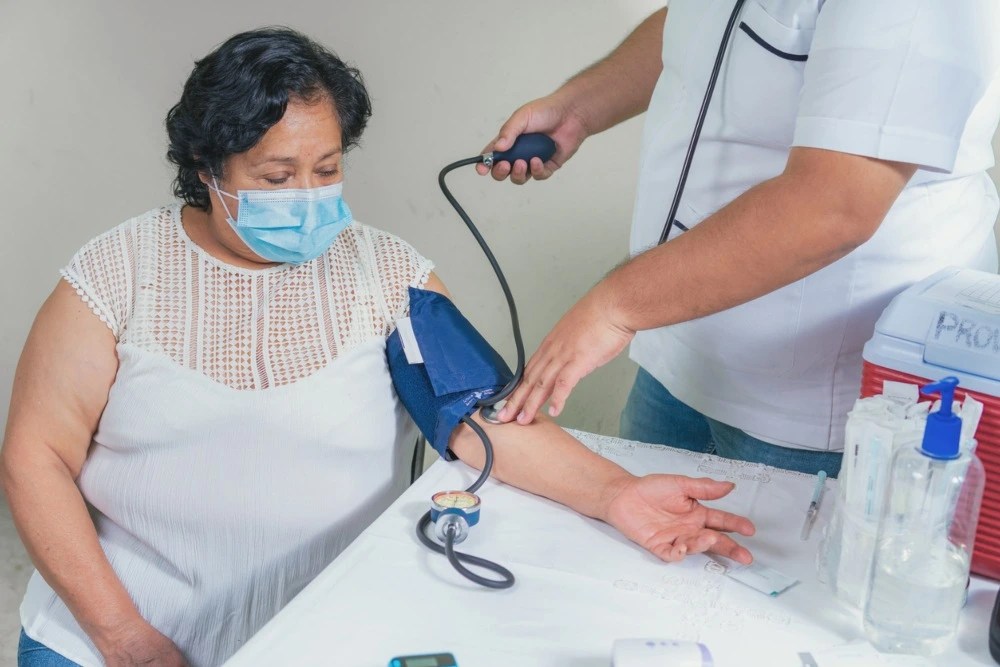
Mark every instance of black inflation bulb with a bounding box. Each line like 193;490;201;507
487;133;556;166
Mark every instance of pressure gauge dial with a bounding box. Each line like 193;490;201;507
430;490;482;543
432;490;480;512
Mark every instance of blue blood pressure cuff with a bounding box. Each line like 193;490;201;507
387;287;513;460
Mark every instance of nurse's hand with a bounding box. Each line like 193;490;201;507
498;283;631;424
605;474;755;564
476;93;589;184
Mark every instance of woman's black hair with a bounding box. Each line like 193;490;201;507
166;27;372;210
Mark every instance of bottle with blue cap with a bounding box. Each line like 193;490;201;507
863;377;985;656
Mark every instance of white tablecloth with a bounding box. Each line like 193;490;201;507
226;430;998;666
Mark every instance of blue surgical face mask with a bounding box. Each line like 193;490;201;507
208;178;353;265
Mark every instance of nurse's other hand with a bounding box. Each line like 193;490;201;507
604;474;756;565
498;283;632;424
476;93;589;184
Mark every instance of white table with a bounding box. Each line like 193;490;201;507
226;431;998;666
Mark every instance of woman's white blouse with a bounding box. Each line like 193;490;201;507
19;205;432;666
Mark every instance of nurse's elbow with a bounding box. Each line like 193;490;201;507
781;147;915;254
827;209;882;254
784;181;884;252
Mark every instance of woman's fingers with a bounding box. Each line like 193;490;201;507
704;507;756;536
672;530;752;565
705;533;753;565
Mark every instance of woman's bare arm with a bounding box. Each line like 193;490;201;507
1;281;185;664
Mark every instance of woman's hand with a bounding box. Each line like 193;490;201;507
98;621;188;667
476;93;590;184
603;474;756;565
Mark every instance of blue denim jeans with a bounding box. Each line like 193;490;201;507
17;630;80;667
620;368;842;477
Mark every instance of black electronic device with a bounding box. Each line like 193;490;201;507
389;653;458;667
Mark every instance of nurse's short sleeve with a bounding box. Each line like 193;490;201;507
60;222;135;340
793;1;993;172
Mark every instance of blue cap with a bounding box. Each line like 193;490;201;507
920;376;962;460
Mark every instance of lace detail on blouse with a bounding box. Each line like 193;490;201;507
60;205;433;390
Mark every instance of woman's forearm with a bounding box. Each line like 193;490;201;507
447;412;633;521
447;412;757;566
2;454;145;654
554;7;666;135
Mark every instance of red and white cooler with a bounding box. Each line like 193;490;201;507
862;267;1000;580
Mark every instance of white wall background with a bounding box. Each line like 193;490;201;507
1;0;999;441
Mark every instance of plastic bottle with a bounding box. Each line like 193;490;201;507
863;377;985;656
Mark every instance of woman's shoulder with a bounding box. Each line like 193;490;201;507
345;220;415;250
342;221;432;271
337;221;435;322
61;205;180;337
71;205;179;260
344;221;434;284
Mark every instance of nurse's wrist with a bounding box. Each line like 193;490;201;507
536;87;589;141
588;278;634;333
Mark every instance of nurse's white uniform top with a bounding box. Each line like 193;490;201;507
19;205;430;666
630;0;1000;450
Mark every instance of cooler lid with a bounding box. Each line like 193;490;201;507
873;267;1000;381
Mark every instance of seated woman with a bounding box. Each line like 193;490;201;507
1;28;754;667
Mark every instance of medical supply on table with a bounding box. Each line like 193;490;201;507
817;377;984;610
818;392;930;607
800;644;936;666
863;377;986;656
388;653;458;667
386;133;556;590
723;560;798;597
611;639;712;667
861;267;1000;579
800;470;827;540
798;653;818;667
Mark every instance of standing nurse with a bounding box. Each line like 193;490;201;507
481;1;1000;475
